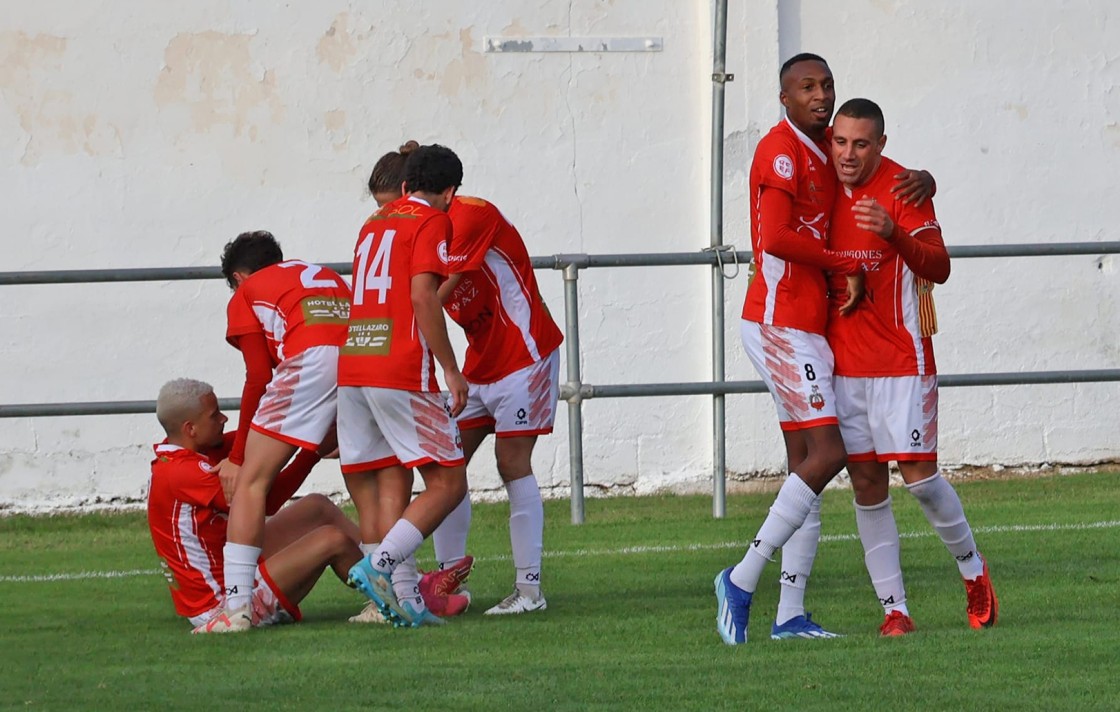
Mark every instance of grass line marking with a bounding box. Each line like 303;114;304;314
2;519;1117;584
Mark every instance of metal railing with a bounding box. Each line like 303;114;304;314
2;241;1120;523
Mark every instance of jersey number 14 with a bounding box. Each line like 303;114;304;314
353;230;395;306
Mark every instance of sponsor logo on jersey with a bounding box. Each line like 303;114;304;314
773;154;794;179
438;241;450;264
343;319;393;355
301;296;350;324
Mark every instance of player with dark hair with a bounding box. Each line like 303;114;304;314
366;143;563;616
828;97;997;635
149;378;362;632
715;54;935;645
196;232;351;633
340;143;471;628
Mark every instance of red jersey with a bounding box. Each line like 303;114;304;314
444;196;563;384
826;156;949;377
226;260;351;364
742;118;839;334
338;196;452;391
147;434;320;619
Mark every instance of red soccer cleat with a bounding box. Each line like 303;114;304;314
964;558;999;629
879;610;916;637
419;555;474;617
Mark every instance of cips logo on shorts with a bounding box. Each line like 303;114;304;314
910;429;921;447
515;407;528;426
773;154;794;180
809;385;825;411
343;318;393;355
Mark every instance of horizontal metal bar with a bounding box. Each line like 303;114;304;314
4;370;1117;418
3;243;1117;286
484;36;663;53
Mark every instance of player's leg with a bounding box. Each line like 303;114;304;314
720;323;845;644
837;375;914;635
485;433;547;614
431;421;490;569
220;431;297;620
262;522;363;605
774;429;815;629
261;493;359;560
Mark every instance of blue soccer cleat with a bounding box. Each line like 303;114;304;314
770;612;842;640
398;598;446;628
348;556;409;626
714;567;752;645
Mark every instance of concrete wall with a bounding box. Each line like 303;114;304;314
1;1;1116;510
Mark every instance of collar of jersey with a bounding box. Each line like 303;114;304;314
783;117;829;165
407;195;431;207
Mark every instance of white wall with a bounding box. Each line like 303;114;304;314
1;1;1116;510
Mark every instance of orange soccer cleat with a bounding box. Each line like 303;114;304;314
879;610;916;637
964;558;999;629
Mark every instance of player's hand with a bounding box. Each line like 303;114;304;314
890;169;934;206
839;272;865;316
216;459;241;503
852;198;895;239
444;368;469;418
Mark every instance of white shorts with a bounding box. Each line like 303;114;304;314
741;320;838;430
459;350;561;437
188;563;300;628
251;345;339;450
337;386;465;472
834;374;938;462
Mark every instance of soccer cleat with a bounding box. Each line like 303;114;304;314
714;567;752;645
879;610;916;637
347;557;410;626
348;602;389;625
964;558;998;629
418;555;475;617
770;612;841;640
192;605;251;634
398;598;446;628
484;586;547;615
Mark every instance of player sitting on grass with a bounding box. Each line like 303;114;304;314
147;378;364;632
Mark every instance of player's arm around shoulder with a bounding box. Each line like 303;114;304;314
890;194;950;284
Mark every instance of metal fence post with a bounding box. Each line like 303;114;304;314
562;261;586;524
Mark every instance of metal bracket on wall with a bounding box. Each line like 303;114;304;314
484;37;663;53
711;72;734;83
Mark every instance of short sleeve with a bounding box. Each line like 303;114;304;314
753;133;799;196
448;198;502;274
225;289;262;346
896;195;941;238
412;213;452;278
168;458;224;509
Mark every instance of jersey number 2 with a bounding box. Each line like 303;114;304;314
354;230;395;305
280;260;338;288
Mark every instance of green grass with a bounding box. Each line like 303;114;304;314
2;472;1119;711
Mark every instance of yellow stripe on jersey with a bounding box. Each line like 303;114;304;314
916;278;938;337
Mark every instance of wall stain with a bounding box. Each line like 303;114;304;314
438;27;488;98
317;12;364;73
154;31;284;137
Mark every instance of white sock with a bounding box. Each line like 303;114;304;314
854;497;909;616
223;542;260;611
433;494;472;569
373;519;424;575
776;495;821;625
507;474;544;591
730;474;817;593
360;542;380;559
906;473;985;580
391;555;424;610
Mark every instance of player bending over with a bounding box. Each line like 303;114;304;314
148;378;363;632
340;144;470;628
827;98;997;635
368;143;563;616
199;232;351;633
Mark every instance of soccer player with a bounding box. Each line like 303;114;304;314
715;53;934;644
198;232;351;633
148;378;363;632
366;143;563;615
827;98;997;635
339;144;471;628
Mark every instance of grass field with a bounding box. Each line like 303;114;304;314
2;471;1119;711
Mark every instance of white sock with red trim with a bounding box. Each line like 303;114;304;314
730;474;817;593
855;497;909;616
507;474;544;592
906;473;985;580
223;542;259;611
373;519;424;575
776;495;821;624
433;494;472;569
